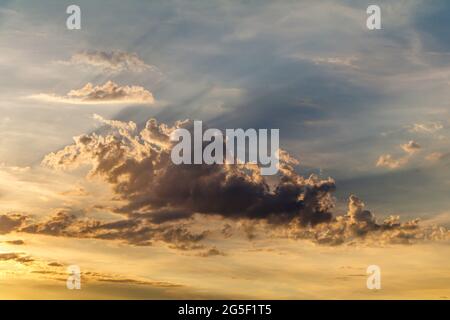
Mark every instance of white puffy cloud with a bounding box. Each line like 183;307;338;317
29;81;155;105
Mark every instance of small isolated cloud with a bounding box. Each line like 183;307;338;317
198;247;226;257
3;239;25;245
289;54;359;69
376;154;408;169
64;50;154;73
29;81;155;105
311;56;359;68
401;140;421;154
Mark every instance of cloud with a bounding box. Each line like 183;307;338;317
409;122;443;134
221;223;233;238
47;262;63;267
198;247;226;257
19;210;81;237
401;140;421;154
312;56;359;68
59;186;89;197
6;114;446;250
65;50;154;73
34;116;450;247
0;251;182;288
3;239;25;245
0;213;28;234
11;209;207;248
0;252;34;264
29;81;155;105
276;195;449;246
376;154;408;169
42;116;336;226
1;192;447;249
376;140;422;169
92;275;182;287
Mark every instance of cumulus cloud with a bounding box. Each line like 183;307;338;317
276;195;449;246
29;81;155;105
64;50;154;73
42;116;336;226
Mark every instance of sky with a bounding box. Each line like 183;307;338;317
0;0;449;299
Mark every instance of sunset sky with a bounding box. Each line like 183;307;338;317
0;0;449;299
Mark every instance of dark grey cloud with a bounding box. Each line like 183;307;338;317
43;116;336;226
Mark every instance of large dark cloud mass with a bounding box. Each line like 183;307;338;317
43;115;336;226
